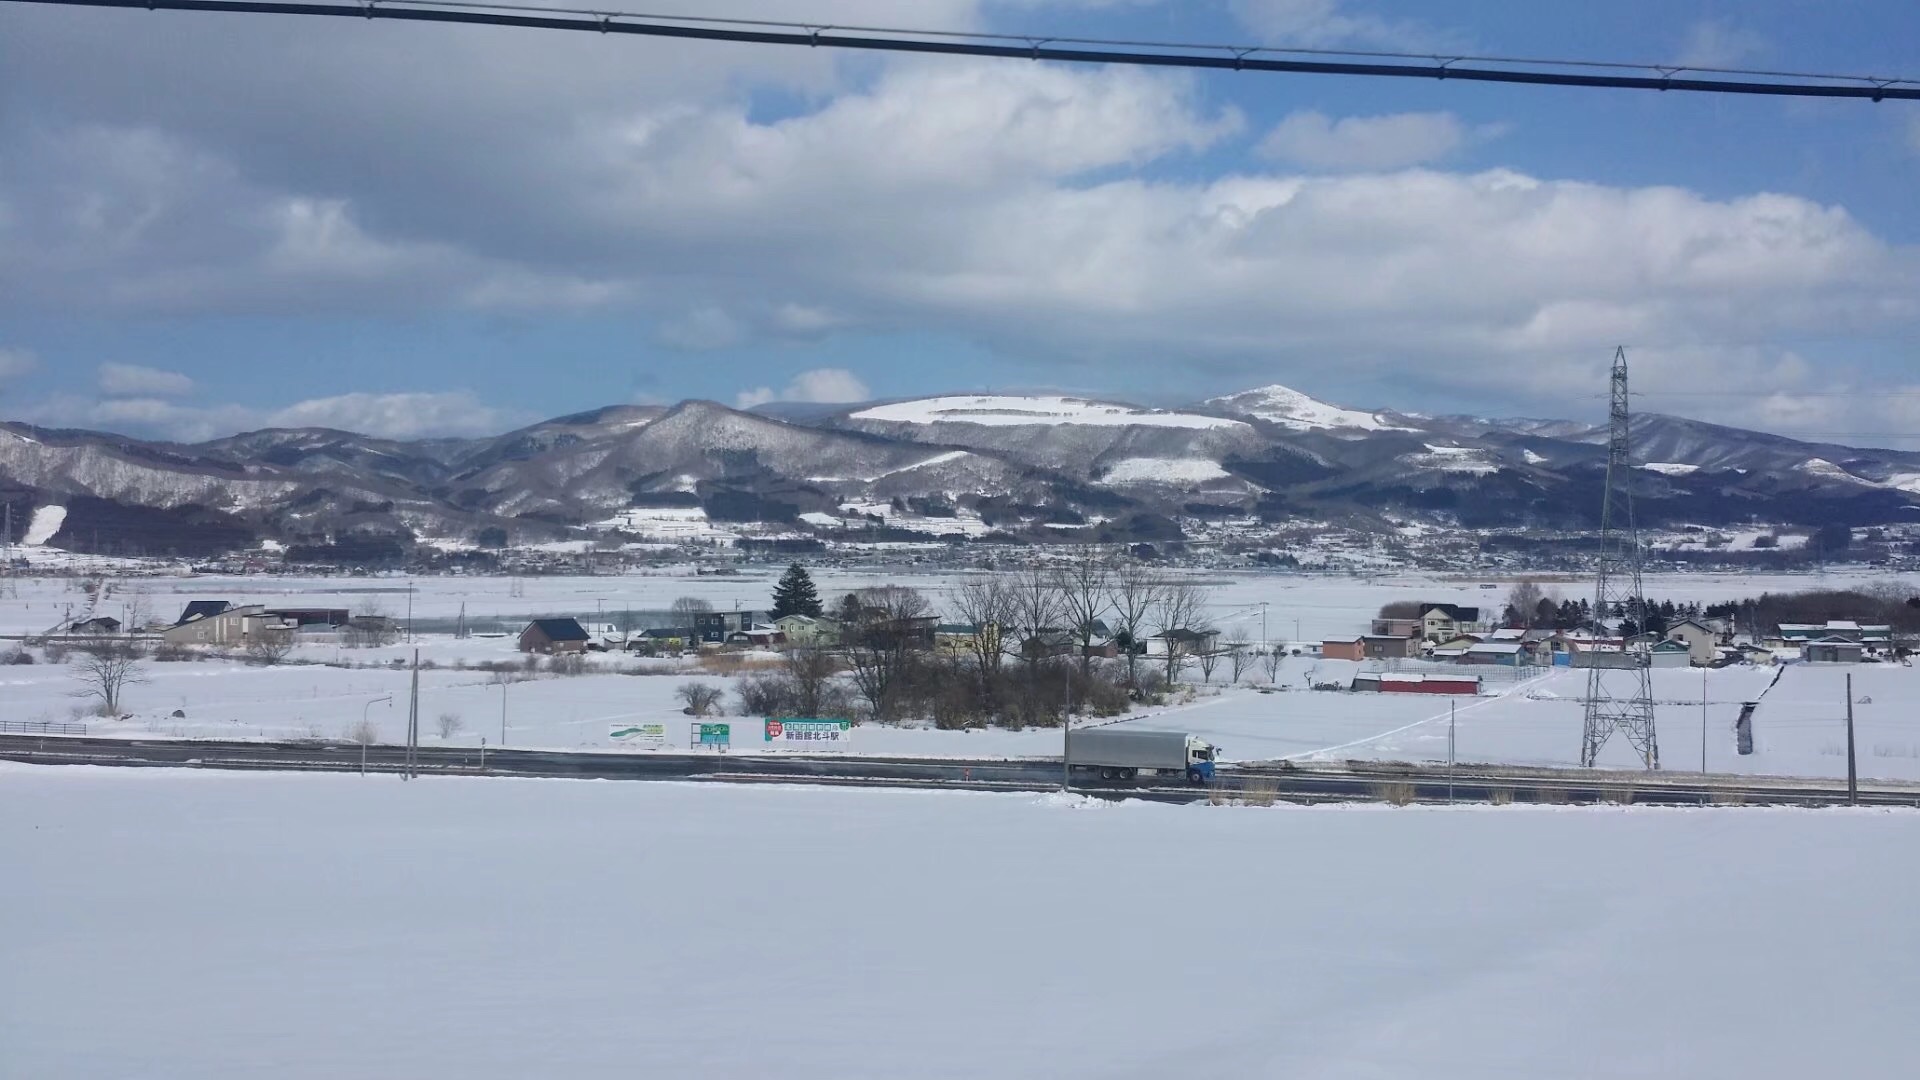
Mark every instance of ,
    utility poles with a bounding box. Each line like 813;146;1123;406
1845;673;1858;807
1062;716;1071;793
1580;347;1660;770
1259;602;1268;648
499;678;509;746
1447;700;1456;805
1701;673;1709;775
406;581;415;645
1061;665;1072;792
361;694;393;776
404;649;420;780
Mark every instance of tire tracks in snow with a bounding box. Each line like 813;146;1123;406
1278;671;1553;762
